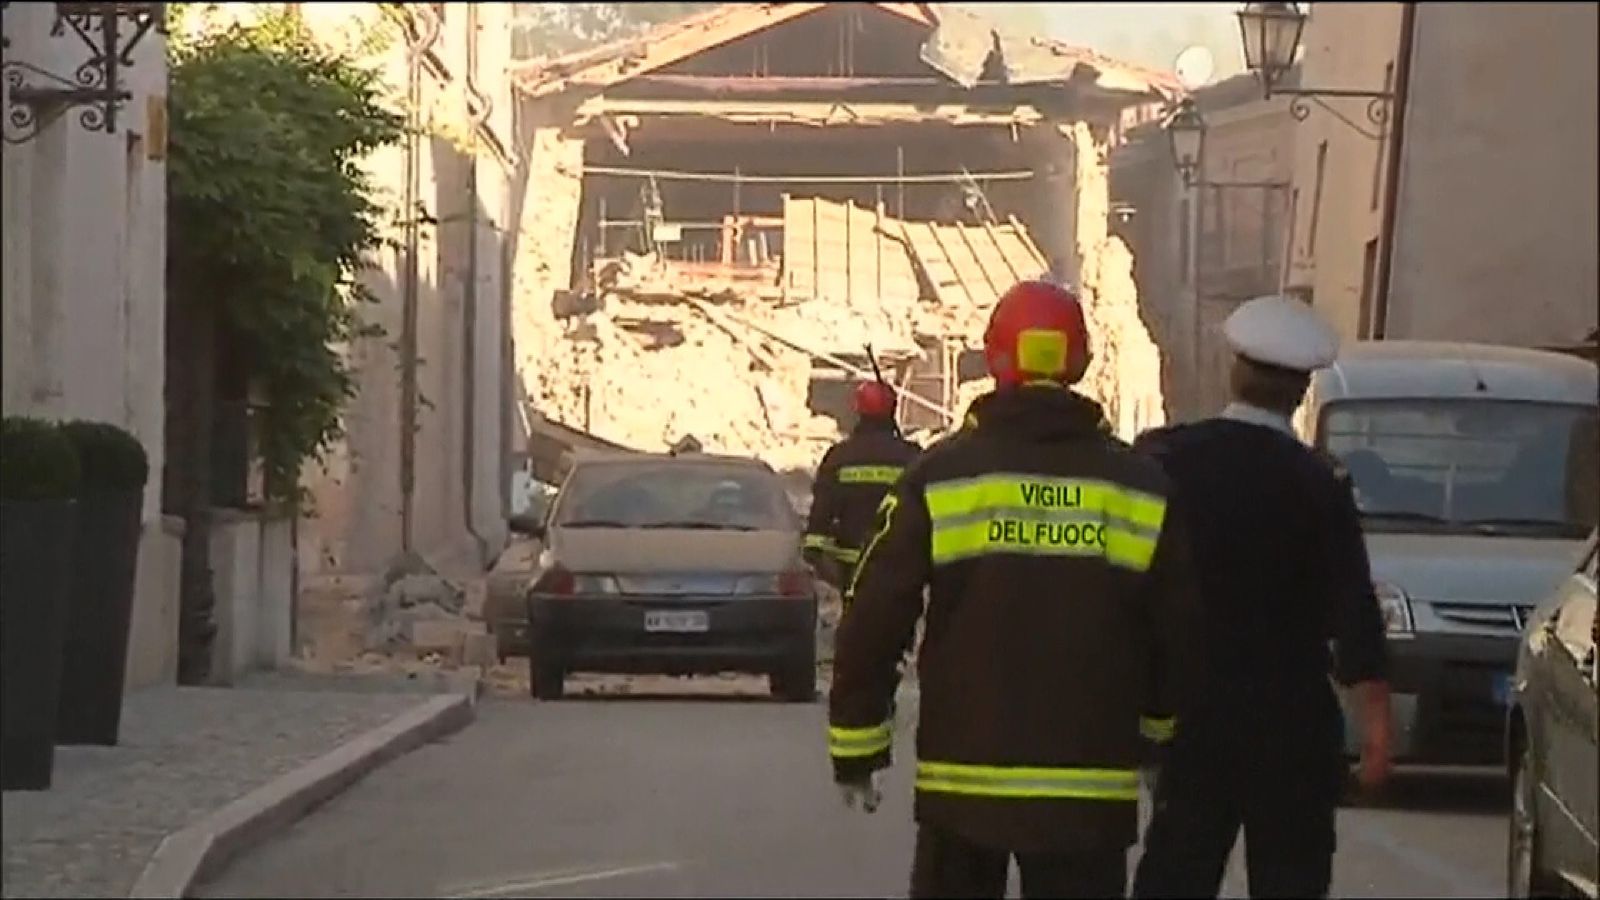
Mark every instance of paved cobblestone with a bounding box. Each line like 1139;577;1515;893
1;675;448;898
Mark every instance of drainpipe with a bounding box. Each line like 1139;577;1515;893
1371;1;1416;340
461;3;493;563
400;8;441;555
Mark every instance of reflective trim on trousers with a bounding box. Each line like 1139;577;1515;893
915;760;1140;801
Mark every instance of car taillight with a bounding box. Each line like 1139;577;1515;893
534;565;575;595
778;568;813;598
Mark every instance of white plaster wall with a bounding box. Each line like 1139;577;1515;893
2;3;173;690
208;510;261;684
1387;3;1599;347
206;510;294;682
124;518;183;690
256;515;295;667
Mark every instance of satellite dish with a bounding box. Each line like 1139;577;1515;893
1174;45;1216;91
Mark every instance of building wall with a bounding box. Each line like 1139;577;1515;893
289;3;515;583
1;3;178;690
1284;2;1405;342
1387;2;1599;347
1111;73;1296;421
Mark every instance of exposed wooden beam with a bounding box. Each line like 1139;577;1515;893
575;97;1044;128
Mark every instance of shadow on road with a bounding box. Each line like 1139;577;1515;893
1349;767;1509;816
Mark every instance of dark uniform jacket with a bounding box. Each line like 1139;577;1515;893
804;418;919;568
828;387;1204;853
1131;417;1388;753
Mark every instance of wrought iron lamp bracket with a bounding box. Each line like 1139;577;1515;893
2;2;164;145
1271;86;1392;140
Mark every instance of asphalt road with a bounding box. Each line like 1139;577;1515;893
198;678;1510;899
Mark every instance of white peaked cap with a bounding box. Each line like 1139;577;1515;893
1223;294;1340;372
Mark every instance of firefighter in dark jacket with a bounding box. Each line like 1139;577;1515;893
803;381;919;593
828;280;1204;899
1131;294;1394;899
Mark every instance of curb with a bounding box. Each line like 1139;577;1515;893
127;689;477;899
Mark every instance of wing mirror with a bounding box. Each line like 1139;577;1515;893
509;513;546;540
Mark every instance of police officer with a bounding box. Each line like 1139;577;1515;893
803;381;919;594
1130;294;1394;899
828;280;1203;899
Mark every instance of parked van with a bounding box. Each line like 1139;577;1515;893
1296;341;1598;765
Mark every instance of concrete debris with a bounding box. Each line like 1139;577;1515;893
1065;122;1168;441
507;119;1167;488
388;573;466;614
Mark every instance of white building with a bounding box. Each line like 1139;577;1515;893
1;3;181;689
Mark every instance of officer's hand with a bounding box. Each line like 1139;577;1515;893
1357;730;1393;793
838;772;883;814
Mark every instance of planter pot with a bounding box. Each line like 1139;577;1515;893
56;489;143;746
1;499;76;790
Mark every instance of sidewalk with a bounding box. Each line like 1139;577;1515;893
1;670;475;898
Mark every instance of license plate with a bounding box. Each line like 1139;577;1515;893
644;610;709;633
1492;673;1515;706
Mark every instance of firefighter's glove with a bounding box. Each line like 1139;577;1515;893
838;772;883;814
802;546;827;572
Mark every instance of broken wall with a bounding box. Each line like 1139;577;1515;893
1025;121;1166;440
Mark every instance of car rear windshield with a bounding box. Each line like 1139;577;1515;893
1319;399;1598;538
553;462;795;531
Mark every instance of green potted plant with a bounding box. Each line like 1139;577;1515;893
1;417;81;790
56;421;149;746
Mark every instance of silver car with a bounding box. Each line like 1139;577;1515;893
1296;341;1598;766
1506;531;1597;897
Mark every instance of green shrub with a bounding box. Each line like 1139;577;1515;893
0;417;82;502
61;421;149;493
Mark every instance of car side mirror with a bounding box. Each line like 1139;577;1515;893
509;513;546;540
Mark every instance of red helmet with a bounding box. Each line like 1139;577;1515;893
853;381;896;417
983;280;1090;388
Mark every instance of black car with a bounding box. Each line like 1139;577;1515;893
1506;531;1597;898
514;452;820;702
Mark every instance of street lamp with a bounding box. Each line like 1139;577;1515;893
1235;1;1394;137
1163;98;1290;191
1164;98;1205;189
1237;1;1305;95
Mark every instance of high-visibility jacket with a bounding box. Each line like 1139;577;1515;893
803;418;919;571
828;386;1203;853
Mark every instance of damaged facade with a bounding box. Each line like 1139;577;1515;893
509;2;1179;478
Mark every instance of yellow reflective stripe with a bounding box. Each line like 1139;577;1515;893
829;722;893;758
845;493;899;602
1140;716;1176;744
914;761;1139;801
803;533;834;551
829;545;862;563
922;474;1166;572
838;464;903;485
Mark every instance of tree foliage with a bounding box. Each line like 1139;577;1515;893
511;2;719;57
167;9;403;507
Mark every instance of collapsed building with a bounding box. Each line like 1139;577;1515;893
510;2;1180;481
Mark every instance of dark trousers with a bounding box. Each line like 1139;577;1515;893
910;824;1127;899
1131;733;1343;899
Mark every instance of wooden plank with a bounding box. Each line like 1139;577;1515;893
844;198;854;309
1008;214;1050;273
981;218;1026;283
926;223;980;308
902;221;956;305
954;221;1009;303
